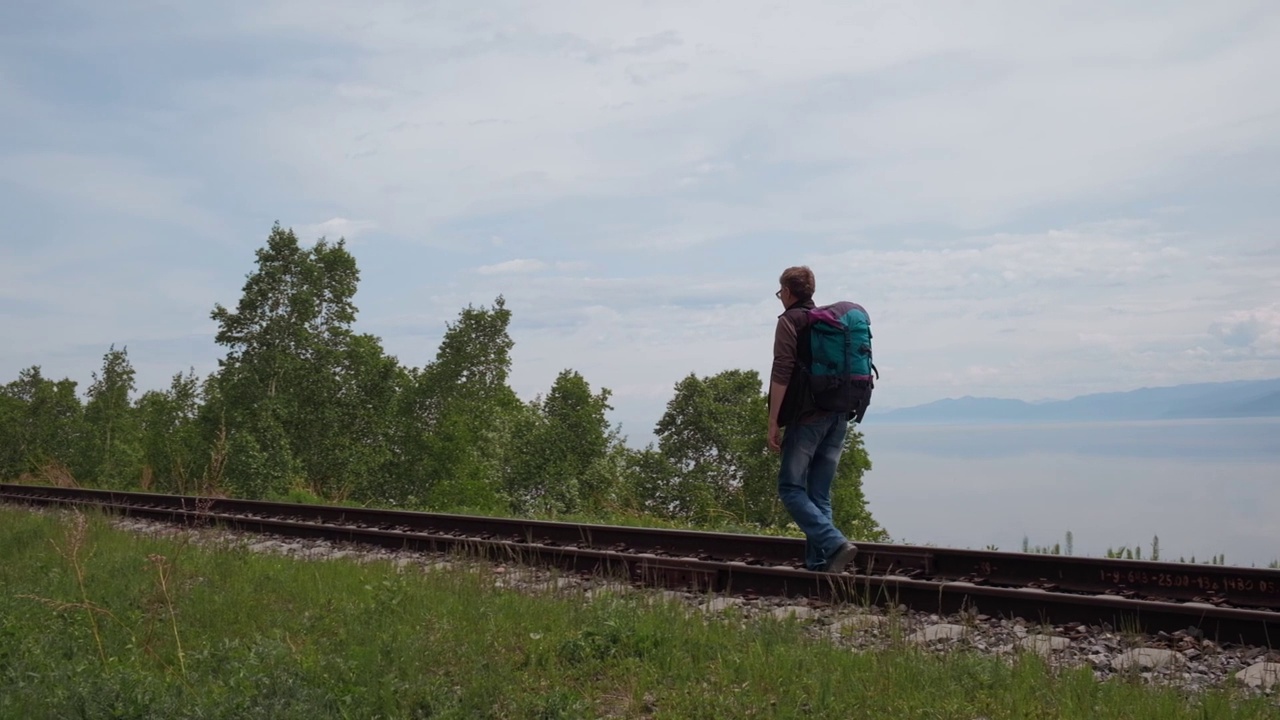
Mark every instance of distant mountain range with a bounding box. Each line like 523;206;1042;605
872;378;1280;425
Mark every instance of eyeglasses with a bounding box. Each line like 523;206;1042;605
775;288;784;299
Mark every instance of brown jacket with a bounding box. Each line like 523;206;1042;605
772;299;829;427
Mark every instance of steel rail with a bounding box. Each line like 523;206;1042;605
3;483;1278;646
4;483;1276;609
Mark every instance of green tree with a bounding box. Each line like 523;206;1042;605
504;369;619;515
615;445;681;519
0;367;85;480
136;368;207;494
642;368;886;540
209;223;371;499
335;333;410;502
0;386;27;478
211;224;359;401
80;345;144;488
191;370;231;494
222;405;300;499
652;370;777;525
393;296;523;511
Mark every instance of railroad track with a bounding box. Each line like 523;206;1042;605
3;482;1278;647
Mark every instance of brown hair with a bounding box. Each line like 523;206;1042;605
779;266;815;300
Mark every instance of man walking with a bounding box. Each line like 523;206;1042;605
767;266;859;573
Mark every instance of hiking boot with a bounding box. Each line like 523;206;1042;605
824;542;858;573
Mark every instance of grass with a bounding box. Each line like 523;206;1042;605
1012;529;1278;569
1;507;1277;719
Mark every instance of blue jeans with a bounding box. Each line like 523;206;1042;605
778;412;850;570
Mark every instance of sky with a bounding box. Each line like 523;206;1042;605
2;0;1278;447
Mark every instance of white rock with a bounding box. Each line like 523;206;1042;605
586;583;630;600
770;606;815;621
1235;662;1280;690
830;615;887;634
1112;648;1185;672
910;624;967;645
1019;635;1072;657
645;591;687;605
699;597;745;613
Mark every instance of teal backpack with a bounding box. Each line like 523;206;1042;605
782;301;878;425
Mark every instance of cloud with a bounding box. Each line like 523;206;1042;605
1211;304;1280;355
296;217;378;241
795;222;1280;399
477;259;548;275
475;259;592;275
42;0;1263;248
2;1;1278;444
316;215;1277;443
8;4;1278;254
0;151;225;236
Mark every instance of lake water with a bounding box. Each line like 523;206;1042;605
857;418;1280;568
